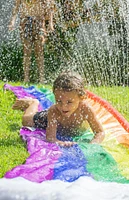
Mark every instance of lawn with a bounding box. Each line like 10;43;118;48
0;81;129;178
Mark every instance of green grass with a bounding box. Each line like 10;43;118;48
89;86;129;122
0;81;28;177
0;81;129;178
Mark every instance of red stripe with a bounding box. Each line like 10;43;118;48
87;90;129;132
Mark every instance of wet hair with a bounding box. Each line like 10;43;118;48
53;71;86;96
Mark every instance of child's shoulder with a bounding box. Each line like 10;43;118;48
80;100;89;108
48;104;56;111
80;100;93;113
48;104;59;114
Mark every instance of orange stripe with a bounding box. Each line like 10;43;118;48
87;90;129;133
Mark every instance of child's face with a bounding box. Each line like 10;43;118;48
54;89;81;118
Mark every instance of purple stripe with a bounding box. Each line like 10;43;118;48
4;84;62;181
5;127;62;182
4;84;42;111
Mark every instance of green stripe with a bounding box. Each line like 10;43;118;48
38;87;55;103
74;133;129;183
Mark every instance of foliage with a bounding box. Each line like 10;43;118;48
0;26;78;83
90;0;129;86
44;26;78;82
0;0;129;86
0;40;24;82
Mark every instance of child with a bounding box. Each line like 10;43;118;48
9;0;55;83
12;71;105;147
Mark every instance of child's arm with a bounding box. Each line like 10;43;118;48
46;107;58;142
9;0;21;30
85;104;105;143
46;106;75;147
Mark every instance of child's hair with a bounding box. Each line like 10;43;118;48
53;71;86;96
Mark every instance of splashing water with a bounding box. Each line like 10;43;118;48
1;0;129;85
1;1;129;199
0;176;129;200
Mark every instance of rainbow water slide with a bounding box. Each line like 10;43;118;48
3;84;129;184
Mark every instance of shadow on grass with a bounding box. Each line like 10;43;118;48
8;123;21;132
0;137;26;148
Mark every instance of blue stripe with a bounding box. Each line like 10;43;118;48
53;144;91;182
24;86;53;109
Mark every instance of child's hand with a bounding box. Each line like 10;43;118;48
40;35;47;45
56;141;76;147
8;17;17;31
90;132;105;144
8;22;15;31
39;28;47;44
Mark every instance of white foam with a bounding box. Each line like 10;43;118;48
0;176;129;200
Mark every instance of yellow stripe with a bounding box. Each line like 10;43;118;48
102;134;129;179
